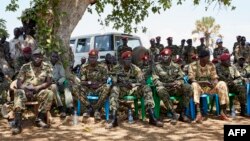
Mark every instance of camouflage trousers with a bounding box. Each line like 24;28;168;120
0;81;10;103
74;84;110;110
228;84;246;105
109;85;154;111
156;83;193;110
50;82;74;108
192;81;229;105
14;88;54;114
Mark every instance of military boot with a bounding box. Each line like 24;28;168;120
12;111;22;135
94;108;102;122
35;112;49;128
240;104;246;116
105;110;118;129
147;108;164;127
58;106;66;119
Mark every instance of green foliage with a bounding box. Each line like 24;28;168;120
5;0;19;12
0;19;9;38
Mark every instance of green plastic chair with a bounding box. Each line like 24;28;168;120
229;93;236;112
123;95;146;120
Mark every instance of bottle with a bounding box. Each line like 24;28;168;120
231;105;236;119
73;110;78;125
128;109;134;124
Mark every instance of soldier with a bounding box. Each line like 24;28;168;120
183;39;197;65
235;56;248;77
179;39;186;59
213;39;229;59
216;53;246;116
149;38;160;62
14;46;32;76
106;51;163;129
49;51;74;118
165;37;179;60
72;57;86;77
77;49;110;121
232;35;241;55
196;37;207;55
9;28;23;61
11;48;54;135
234;36;250;64
0;68;10;103
104;53;116;72
117;37;132;63
154;48;193;123
155;36;164;52
189;49;230;123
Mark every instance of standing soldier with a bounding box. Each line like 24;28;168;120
216;53;246;116
232;35;241;56
189;49;230;123
155;36;164;52
149;38;160;62
196;37;208;55
154;48;193;123
165;37;179;60
78;49;110;122
183;39;197;65
233;36;250;64
11;48;54;135
179;39;186;59
213;39;229;59
117;37;132;63
106;51;163;129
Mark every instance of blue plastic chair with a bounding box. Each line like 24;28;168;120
208;94;220;116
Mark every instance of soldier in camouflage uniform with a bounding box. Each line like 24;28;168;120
117;37;132;64
49;51;74;118
13;47;32;76
235;56;248;77
149;38;160;62
233;36;250;64
179;39;186;59
213;39;229;59
154;48;193;123
189;49;230;123
11;48;54;135
182;39;197;65
106;51;163;129
155;36;164;52
232;35;241;63
165;37;179;61
0;68;10;103
77;49;110;121
216;53;246;116
196;37;208;55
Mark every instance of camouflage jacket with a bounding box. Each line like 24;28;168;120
14;56;31;73
80;63;108;83
213;47;229;59
196;44;207;55
155;43;164;52
182;46;197;64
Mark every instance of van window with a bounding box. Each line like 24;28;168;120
76;38;90;53
114;36;141;50
94;35;113;51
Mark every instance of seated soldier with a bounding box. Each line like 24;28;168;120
216;53;246;116
0;68;10;103
72;57;86;77
153;48;193;123
76;49;110;122
11;48;54;135
189;49;230;122
106;51;163;129
49;51;74;118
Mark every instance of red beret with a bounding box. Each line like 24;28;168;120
191;54;198;60
174;58;182;63
212;58;218;64
167;37;173;40
121;51;132;59
22;47;32;53
121;36;128;40
141;54;149;61
88;49;98;56
156;36;161;39
160;48;172;56
220;53;230;61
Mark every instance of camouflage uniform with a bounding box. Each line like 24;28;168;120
77;63;110;110
117;45;132;62
0;69;10;103
14;56;31;74
196;44;207;56
165;45;180;60
213;47;229;59
188;61;229;105
154;61;193;110
14;62;54;113
182;46;197;64
216;64;246;107
155;43;164;52
235;63;249;77
234;44;250;63
149;47;159;62
109;64;154;111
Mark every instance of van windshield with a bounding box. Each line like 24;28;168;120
94;35;113;51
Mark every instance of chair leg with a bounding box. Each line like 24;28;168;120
214;94;220;116
140;97;145;121
134;98;139;118
77;99;81;116
104;98;110;121
189;98;195;120
153;88;160;119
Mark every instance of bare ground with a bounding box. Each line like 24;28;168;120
1;112;250;141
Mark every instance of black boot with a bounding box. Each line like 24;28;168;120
180;112;191;123
105;110;118;129
35;112;49;128
82;105;93;118
66;107;75;116
240;104;246;116
170;112;180;125
94;108;102;122
147;108;164;127
58;106;66;119
12;111;22;135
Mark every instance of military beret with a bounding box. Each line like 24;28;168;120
141;54;149;61
174;58;183;63
186;39;192;43
160;48;172;56
167;37;173;40
32;48;42;55
121;36;128;40
156;36;161;39
22;46;32;53
191;54;198;60
181;39;186;42
121;51;132;59
150;38;155;42
88;49;98;56
198;49;210;58
220;53;231;61
200;37;205;40
212;58;218;64
216;38;223;43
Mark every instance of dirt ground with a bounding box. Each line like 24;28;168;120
1;111;250;141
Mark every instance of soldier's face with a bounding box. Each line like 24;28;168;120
88;55;98;65
123;57;132;67
32;53;43;66
51;53;59;64
162;55;171;63
23;52;31;59
238;59;245;65
200;56;210;64
221;60;231;67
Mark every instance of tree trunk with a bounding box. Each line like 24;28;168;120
54;0;91;74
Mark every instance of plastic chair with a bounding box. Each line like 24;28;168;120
208;94;220;116
228;93;236;113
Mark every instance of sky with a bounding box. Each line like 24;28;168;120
1;0;250;53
